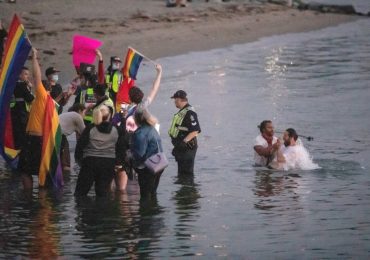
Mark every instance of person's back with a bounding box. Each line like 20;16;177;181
131;111;164;200
132;123;162;168
59;111;85;136
75;105;125;197
83;122;119;159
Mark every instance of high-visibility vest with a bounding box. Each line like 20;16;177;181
80;87;96;122
9;96;32;112
168;106;193;139
105;71;122;93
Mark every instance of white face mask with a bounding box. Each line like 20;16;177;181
52;74;59;82
112;63;120;70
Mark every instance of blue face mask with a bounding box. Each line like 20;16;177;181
52;74;59;82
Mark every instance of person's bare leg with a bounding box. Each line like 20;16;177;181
22;174;33;190
115;170;128;191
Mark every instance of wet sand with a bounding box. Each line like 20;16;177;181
0;0;358;81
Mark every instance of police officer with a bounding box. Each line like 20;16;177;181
105;56;123;107
169;90;201;175
10;66;34;149
74;63;98;124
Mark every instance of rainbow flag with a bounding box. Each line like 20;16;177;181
0;15;31;168
122;47;143;80
39;95;63;187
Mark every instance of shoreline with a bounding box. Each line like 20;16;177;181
0;1;360;81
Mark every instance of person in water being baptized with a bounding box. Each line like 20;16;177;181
269;128;319;171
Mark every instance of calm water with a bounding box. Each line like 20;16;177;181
1;18;370;258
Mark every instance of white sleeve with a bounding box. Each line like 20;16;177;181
254;135;266;147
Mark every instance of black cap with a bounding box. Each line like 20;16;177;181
171;90;187;99
111;56;122;63
45;67;60;77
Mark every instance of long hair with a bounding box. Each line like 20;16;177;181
134;108;158;127
93;105;111;125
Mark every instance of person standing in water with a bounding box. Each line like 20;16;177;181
169;90;201;175
253;120;280;167
269;128;319;170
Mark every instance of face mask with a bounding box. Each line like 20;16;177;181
52;74;59;82
112;64;120;70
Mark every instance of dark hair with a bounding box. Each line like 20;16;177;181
68;103;85;113
134;111;147;126
129;86;144;104
93;83;107;97
286;128;298;141
259;120;272;133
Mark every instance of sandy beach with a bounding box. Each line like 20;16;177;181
1;0;358;81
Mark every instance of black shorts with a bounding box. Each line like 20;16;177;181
18;135;42;175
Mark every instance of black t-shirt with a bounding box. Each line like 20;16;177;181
13;81;34;102
176;104;201;141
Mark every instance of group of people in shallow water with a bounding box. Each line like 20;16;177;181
9;47;201;201
254;120;319;171
7;40;318;201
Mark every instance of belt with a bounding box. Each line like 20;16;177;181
15;98;25;102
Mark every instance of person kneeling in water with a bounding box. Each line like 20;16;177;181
269;128;319;171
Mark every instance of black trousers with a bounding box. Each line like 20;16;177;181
75;157;115;197
135;167;163;200
173;147;197;175
60;135;70;169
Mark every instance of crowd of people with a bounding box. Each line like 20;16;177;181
6;46;202;201
1;17;318;201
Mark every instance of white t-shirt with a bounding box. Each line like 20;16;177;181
59;112;85;136
254;134;278;166
279;144;319;170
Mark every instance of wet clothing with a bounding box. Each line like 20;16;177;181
18;135;42;175
75;157;116;197
18;81;48;176
131;124;164;199
254;134;278;166
74;121;126;196
10;80;34;149
169;104;201;175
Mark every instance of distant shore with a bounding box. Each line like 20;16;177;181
0;0;359;81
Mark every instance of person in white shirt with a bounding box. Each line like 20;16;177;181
59;103;86;171
254;120;280;166
270;128;319;170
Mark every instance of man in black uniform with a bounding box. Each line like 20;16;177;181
43;67;74;114
10;67;34;149
169;90;201;175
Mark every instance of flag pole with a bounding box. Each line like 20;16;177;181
128;46;157;66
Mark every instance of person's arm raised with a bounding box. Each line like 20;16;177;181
31;48;42;87
146;64;162;103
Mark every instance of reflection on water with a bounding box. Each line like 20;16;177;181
254;170;301;210
73;186;165;259
1;19;370;258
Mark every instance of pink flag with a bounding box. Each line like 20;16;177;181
72;35;102;68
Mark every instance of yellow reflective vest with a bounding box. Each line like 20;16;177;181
168;106;193;139
105;71;123;93
80;87;96;122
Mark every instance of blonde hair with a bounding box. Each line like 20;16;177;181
93;105;111;125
